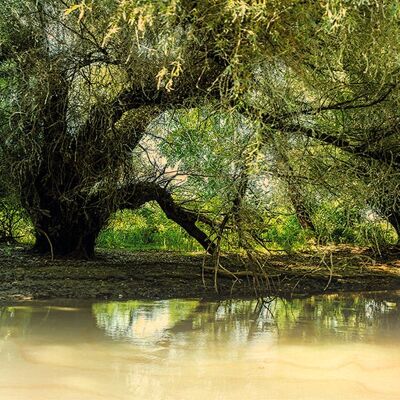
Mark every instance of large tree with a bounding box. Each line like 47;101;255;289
0;0;231;257
1;0;320;257
252;1;400;241
2;0;400;259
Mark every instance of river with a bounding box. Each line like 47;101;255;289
0;291;399;399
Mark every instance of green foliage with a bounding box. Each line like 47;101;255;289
0;171;34;244
313;203;360;244
313;203;397;248
97;205;202;252
0;0;399;258
263;214;309;253
156;107;259;202
0;208;34;245
96;201;397;254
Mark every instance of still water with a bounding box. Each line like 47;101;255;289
0;292;400;400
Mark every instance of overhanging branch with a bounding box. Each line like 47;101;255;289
120;181;217;254
274;122;400;169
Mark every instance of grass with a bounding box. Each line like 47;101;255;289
0;201;397;254
96;207;203;252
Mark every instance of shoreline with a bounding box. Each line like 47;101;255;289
0;245;400;302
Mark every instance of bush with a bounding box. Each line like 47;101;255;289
0;197;33;244
262;214;310;253
313;203;397;248
97;205;203;252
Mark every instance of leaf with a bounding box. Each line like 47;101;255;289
156;67;168;90
102;26;120;47
64;3;86;22
64;4;81;16
78;6;85;22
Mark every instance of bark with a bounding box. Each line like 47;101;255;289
256;100;400;170
29;193;109;259
288;187;315;231
230;170;249;248
28;181;216;258
21;72;104;258
270;139;315;232
33;220;100;259
388;211;400;243
267;120;400;171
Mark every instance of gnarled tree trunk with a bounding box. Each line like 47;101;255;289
388;212;400;243
13;28;224;259
270;138;315;232
379;204;400;244
26;178;216;258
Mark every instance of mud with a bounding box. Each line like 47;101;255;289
0;245;399;301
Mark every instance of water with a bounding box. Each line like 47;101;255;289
0;292;400;399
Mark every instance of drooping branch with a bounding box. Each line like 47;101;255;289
239;101;400;169
79;45;226;139
269;137;315;231
275;83;396;121
274;122;400;169
120;182;217;254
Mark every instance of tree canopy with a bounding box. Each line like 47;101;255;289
0;0;399;258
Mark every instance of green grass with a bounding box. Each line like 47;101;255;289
96;206;203;252
1;201;397;254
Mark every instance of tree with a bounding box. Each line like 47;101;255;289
2;0;400;259
0;0;232;257
1;0;321;258
251;1;400;242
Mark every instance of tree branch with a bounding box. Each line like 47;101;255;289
120;182;217;254
274;122;400;169
277;83;396;120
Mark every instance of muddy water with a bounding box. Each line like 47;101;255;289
0;292;400;400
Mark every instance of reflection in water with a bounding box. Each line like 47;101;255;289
92;293;400;345
0;306;32;339
0;292;399;399
93;300;199;344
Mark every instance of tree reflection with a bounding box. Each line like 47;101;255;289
92;292;400;346
0;306;33;339
0;303;98;342
92;300;200;345
0;293;398;346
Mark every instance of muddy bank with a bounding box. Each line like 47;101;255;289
0;245;400;301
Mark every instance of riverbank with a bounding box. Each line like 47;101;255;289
0;245;400;301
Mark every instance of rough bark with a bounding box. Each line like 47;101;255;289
387;211;400;243
288;187;316;231
28;188;110;258
28;180;216;258
269;138;316;232
376;200;400;244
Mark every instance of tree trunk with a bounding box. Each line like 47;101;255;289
16;66;219;259
288;186;316;231
26;181;216;259
270;139;316;232
374;193;400;244
122;182;217;254
156;191;217;254
387;210;400;244
30;196;108;259
33;226;98;259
